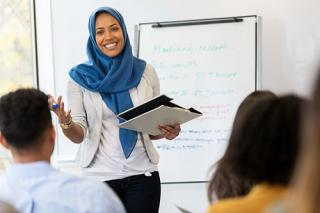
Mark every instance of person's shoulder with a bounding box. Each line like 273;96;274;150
67;77;83;90
69;177;125;212
144;64;156;73
142;64;158;83
50;172;125;212
209;193;275;213
0;174;18;201
53;172;112;195
208;199;242;213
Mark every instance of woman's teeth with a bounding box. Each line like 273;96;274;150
105;43;116;49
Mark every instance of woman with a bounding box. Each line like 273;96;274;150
49;7;180;213
207;91;276;203
207;95;305;213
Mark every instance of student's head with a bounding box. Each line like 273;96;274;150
208;90;276;202
232;90;277;130
0;89;55;163
89;7;127;58
223;95;304;185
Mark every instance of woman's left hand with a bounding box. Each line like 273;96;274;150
158;123;181;140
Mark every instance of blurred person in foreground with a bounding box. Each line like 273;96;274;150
268;68;320;213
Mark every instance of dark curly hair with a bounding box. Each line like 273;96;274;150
0;88;52;149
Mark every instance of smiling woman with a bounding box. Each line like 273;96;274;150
48;6;181;213
95;13;125;57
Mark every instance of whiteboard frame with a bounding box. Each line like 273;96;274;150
134;15;262;184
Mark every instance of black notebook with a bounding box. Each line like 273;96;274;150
117;95;202;135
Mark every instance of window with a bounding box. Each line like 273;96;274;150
0;0;35;173
0;0;35;96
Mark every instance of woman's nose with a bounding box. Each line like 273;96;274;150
103;31;113;40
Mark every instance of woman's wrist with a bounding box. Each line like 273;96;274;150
149;134;164;140
59;116;73;130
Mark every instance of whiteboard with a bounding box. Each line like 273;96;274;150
136;16;260;182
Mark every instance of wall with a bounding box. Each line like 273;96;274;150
45;0;320;96
35;0;320;212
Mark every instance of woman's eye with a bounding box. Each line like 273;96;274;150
96;30;104;35
111;27;119;32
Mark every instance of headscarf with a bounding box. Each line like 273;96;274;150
69;7;146;159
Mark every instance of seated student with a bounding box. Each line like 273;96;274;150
207;95;305;213
207;91;276;203
0;88;126;213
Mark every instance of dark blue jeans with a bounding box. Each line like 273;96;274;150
105;171;161;213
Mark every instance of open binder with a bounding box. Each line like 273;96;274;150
117;95;202;135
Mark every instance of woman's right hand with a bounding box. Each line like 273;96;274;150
48;94;84;143
48;94;71;124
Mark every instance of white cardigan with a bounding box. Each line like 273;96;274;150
67;64;160;168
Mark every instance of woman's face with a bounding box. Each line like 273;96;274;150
95;13;124;57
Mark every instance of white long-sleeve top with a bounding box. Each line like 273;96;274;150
67;64;160;180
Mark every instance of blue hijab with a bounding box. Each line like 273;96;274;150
69;7;146;159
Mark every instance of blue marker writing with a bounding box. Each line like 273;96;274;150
52;103;59;110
